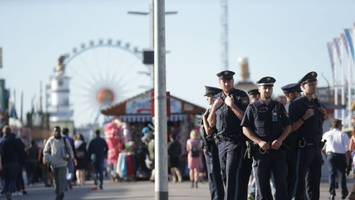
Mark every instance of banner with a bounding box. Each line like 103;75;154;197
333;38;342;64
344;28;355;60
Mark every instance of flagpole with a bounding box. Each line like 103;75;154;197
334;60;338;119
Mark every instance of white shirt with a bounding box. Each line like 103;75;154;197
322;128;349;154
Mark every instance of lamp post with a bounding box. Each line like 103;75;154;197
154;0;168;199
128;0;177;87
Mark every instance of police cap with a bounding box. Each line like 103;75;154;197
298;71;317;84
281;83;301;94
204;86;222;96
256;76;276;86
216;70;235;80
247;89;260;96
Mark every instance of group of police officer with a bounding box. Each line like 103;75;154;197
201;70;326;200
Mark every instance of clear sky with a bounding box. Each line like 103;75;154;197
1;0;355;125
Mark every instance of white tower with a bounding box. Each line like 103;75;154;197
49;56;73;124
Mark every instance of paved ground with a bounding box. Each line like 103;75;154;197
2;179;354;200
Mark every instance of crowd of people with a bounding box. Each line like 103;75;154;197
0;118;207;199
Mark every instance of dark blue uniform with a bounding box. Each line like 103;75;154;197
288;95;324;200
241;100;290;200
201;109;224;200
214;88;251;200
281;83;301;200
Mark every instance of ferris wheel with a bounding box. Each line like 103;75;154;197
62;39;151;126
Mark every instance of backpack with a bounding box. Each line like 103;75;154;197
191;143;200;158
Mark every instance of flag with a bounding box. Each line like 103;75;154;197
344;28;355;60
8;102;18;119
340;33;349;56
333;38;342;64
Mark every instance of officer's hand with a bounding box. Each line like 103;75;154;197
258;141;270;151
224;96;234;107
271;139;282;150
303;109;314;120
212;97;224;110
203;109;209;119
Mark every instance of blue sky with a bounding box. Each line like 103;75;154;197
0;0;354;124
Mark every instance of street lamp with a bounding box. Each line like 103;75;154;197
128;0;177;87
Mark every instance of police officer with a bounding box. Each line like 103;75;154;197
281;83;302;200
288;71;326;200
281;83;301;113
248;89;260;104
246;88;260;199
241;76;292;200
207;70;250;200
201;86;224;200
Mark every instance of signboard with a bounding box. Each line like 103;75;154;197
126;95;151;114
125;91;182;117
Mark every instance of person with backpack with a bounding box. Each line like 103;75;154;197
43;126;74;200
88;129;108;190
186;130;202;188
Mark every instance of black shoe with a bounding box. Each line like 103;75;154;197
195;181;198;189
190;181;194;188
329;194;335;200
22;190;27;195
99;185;103;190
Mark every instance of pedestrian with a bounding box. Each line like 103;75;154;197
62;128;76;189
15;135;27;195
201;85;224;199
288;71;326;200
322;119;349;199
43;126;74;200
241;76;292;200
74;134;87;186
40;139;53;187
148;133;155;181
26;140;40;185
207;70;251;200
168;133;182;183
88;129;108;190
349;127;355;178
0;126;23;200
348;127;355;200
186;130;202;188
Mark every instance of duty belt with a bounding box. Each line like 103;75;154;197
214;133;242;143
297;137;317;149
